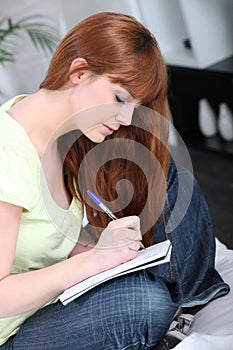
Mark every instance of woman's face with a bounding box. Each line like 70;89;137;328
69;74;138;143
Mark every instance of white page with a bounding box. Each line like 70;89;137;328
60;240;171;305
61;245;172;304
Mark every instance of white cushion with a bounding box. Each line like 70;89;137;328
174;238;233;349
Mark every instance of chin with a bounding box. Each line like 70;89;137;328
85;134;106;143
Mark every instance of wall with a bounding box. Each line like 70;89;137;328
0;0;65;103
1;0;139;102
1;0;232;103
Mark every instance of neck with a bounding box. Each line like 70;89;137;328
8;88;74;158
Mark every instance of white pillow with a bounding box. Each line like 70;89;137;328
174;333;233;350
189;238;233;336
174;238;233;350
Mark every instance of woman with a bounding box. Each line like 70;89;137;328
0;12;229;349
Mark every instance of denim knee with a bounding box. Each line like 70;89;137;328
7;273;178;350
87;273;178;349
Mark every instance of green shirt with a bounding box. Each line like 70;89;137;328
0;96;83;345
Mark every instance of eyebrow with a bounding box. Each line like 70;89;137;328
108;74;136;100
115;87;137;104
123;86;136;100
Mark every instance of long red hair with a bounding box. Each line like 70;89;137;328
40;12;170;245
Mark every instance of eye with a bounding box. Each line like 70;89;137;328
115;95;125;104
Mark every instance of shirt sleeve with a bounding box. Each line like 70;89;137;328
0;142;40;210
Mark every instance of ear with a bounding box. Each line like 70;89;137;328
69;58;88;84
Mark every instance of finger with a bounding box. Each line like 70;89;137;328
107;216;140;231
128;240;141;252
110;227;142;242
127;246;140;261
125;228;142;241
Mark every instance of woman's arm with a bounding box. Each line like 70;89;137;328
0;201;141;318
69;224;98;256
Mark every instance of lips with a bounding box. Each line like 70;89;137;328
103;124;118;134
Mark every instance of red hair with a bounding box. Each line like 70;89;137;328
40;12;170;245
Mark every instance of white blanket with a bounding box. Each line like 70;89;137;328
174;238;233;350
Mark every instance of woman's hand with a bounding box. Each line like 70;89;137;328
94;216;142;269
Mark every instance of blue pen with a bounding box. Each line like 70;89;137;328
87;190;117;220
87;189;146;250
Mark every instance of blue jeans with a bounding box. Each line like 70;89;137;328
1;163;229;349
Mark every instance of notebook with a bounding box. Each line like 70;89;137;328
60;240;172;305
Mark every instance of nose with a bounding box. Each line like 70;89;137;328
115;114;132;126
115;103;135;126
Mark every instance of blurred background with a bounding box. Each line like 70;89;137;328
1;0;232;247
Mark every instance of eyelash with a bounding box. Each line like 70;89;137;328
115;95;125;104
